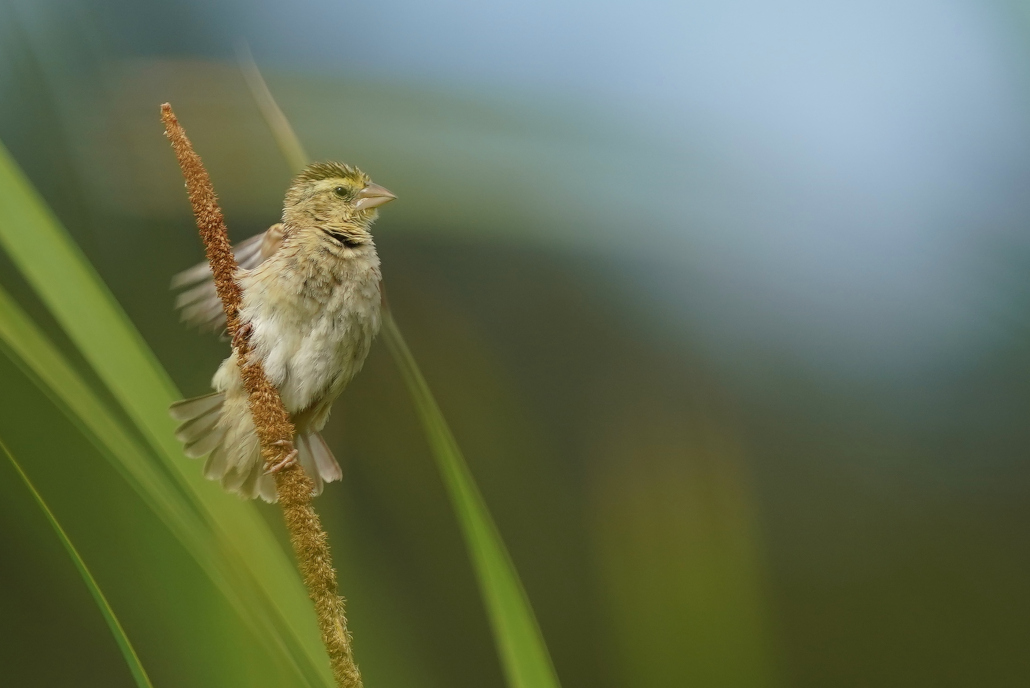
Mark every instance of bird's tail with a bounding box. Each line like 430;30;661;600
170;392;227;460
169;392;342;502
295;432;343;497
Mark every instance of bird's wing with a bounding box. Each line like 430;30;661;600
171;223;286;333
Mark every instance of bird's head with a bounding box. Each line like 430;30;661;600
282;161;396;247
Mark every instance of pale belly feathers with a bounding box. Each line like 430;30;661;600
211;242;382;434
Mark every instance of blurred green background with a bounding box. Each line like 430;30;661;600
2;0;1029;686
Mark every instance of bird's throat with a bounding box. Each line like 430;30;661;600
322;227;364;249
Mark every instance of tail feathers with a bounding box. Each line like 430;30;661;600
174;409;220;443
257;473;277;502
221;461;275;502
295;434;321;496
206;443;274;502
171;392;227;459
218;431;340;501
184;426;227;459
295;432;343;497
170;392;224;422
222;463;250;492
204;444;228;480
309;432;342;482
169;392;341;502
238;464;263;501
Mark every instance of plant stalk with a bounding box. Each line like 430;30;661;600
160;103;361;688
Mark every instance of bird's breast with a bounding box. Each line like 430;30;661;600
238;247;382;415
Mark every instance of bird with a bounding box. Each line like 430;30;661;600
168;161;395;502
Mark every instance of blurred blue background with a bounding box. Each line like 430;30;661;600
1;0;1029;686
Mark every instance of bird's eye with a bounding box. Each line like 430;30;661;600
333;186;349;198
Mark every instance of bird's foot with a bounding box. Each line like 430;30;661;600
231;321;253;352
265;439;299;474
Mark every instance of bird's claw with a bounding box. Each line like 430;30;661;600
265;441;299;475
231;322;253;352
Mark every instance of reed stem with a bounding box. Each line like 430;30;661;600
161;103;362;688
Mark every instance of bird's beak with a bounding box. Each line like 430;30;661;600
355;183;397;211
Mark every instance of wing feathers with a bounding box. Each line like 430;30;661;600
174;281;217;309
170;224;285;333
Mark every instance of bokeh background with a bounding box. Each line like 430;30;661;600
2;0;1030;686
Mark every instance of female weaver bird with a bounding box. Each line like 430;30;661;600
169;162;395;502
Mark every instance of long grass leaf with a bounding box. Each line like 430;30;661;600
1;437;155;688
381;315;561;688
240;54;561;688
0;140;332;686
0;281;323;685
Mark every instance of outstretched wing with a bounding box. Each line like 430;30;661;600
171;223;286;332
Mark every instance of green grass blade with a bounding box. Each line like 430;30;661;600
238;56;562;687
0;139;332;686
0;282;317;683
237;42;309;174
381;314;561;688
0;284;224;552
1;437;155;688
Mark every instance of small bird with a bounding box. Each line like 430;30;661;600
168;162;395;502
